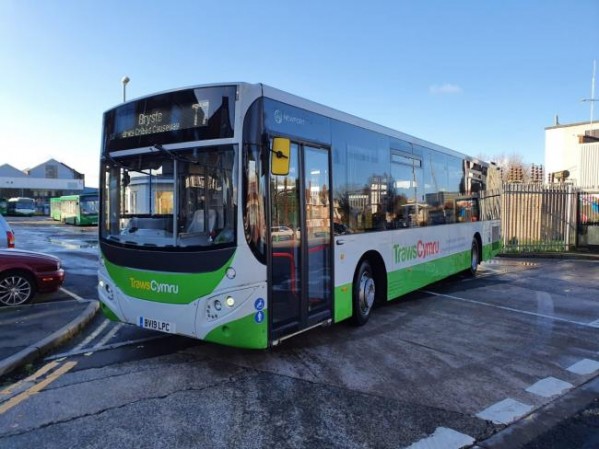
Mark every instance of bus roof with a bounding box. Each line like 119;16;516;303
106;81;480;163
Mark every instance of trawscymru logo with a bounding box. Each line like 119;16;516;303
394;240;440;263
129;277;179;294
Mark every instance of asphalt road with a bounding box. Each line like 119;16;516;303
1;216;598;448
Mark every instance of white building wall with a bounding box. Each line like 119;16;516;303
1;176;84;191
545;121;599;187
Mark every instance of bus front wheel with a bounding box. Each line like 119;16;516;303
352;260;375;326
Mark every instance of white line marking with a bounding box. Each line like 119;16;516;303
588;319;599;328
404;427;475;449
526;377;573;398
45;334;167;361
95;323;123;348
422;290;594;328
59;287;88;303
73;318;110;351
476;398;534;425
567;359;599;375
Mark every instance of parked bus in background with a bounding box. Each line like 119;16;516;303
6;197;36;216
97;82;502;349
50;197;62;221
50;194;99;225
0;198;7;215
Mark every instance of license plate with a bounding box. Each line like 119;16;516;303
138;316;175;334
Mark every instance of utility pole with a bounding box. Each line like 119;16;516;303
581;60;597;127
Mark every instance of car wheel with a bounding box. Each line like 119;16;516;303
0;272;35;306
352;260;376;325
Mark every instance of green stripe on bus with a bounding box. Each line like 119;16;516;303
333;244;499;324
484;241;502;260
388;249;470;298
334;285;353;323
104;253;236;304
99;302;120;322
204;311;268;349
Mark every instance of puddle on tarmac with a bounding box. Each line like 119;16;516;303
47;237;98;250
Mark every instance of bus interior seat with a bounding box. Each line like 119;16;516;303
187;209;217;234
272;251;297;294
207;209;217;232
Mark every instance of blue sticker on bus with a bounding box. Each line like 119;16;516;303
254;298;265;311
255;311;265;324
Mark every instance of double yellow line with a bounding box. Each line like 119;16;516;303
0;360;77;415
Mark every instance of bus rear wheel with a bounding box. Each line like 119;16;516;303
352;260;376;326
467;238;480;276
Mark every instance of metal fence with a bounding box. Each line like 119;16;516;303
502;184;577;253
577;189;599;251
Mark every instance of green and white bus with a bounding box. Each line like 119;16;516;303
50;197;62;221
98;82;501;349
50;194;99;225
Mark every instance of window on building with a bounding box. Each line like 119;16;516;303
46;165;58;179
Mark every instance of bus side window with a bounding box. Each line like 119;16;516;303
456;199;479;222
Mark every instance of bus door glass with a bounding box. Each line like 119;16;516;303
270;142;332;339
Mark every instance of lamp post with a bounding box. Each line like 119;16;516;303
121;76;130;103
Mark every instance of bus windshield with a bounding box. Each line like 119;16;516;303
101;145;236;248
80;196;99;215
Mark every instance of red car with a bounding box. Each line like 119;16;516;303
0;249;65;306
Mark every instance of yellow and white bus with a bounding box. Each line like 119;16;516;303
98;82;501;349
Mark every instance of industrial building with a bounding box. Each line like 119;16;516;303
0;159;88;215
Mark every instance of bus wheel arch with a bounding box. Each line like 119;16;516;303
351;251;387;326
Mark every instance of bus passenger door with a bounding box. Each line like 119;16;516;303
269;142;333;342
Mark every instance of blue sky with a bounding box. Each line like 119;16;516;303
1;0;597;187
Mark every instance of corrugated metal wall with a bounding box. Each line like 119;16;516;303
580;143;599;188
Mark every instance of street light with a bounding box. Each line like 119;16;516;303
121;76;130;103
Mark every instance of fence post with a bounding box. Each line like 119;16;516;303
565;184;572;251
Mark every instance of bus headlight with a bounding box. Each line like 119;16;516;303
206;295;236;321
99;280;114;300
204;287;260;322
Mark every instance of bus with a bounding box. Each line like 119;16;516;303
50;197;62;221
98;82;502;349
0;198;7;215
51;194;99;225
6;197;36;216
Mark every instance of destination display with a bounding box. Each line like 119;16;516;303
103;86;236;151
119;100;209;139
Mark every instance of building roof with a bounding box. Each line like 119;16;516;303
25;159;84;179
545;120;599;131
0;164;27;177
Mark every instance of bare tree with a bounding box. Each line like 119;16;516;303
478;152;542;183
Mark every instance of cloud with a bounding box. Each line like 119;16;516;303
429;83;463;95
